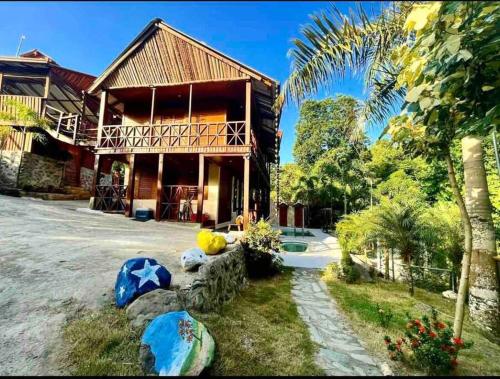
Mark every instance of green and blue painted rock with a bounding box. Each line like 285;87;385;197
140;311;215;376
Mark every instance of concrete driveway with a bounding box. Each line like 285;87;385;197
0;195;199;375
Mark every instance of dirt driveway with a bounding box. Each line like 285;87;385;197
0;195;199;375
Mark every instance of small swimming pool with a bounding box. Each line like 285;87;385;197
281;241;308;253
280;229;314;237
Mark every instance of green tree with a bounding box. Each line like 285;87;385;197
293;96;364;170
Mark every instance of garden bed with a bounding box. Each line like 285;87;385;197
322;275;500;376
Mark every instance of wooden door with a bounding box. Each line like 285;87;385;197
279;204;288;227
294;204;304;228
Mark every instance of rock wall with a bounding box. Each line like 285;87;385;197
18;152;65;191
0;151;22;188
80;167;94;191
180;244;247;312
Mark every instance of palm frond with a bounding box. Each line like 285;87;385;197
278;1;415;125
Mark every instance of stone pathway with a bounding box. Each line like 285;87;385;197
292;269;386;376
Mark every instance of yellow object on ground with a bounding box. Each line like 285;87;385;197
197;230;227;255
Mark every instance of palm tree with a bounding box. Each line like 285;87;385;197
0;99;51;187
277;2;414;124
0;99;50;150
372;200;424;296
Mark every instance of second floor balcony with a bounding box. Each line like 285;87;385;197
97;120;248;154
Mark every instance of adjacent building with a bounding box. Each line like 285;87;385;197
0;49;101;195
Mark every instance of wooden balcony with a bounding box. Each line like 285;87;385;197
96;121;250;154
0;95;43;124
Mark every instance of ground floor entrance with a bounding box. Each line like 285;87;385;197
89;152;270;229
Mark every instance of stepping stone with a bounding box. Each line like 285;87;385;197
349;352;377;366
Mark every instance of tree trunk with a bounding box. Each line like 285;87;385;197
462;135;499;341
384;247;390;280
445;150;473;339
408;260;415;296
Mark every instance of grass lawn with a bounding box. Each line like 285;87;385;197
61;268;323;376
322;274;500;376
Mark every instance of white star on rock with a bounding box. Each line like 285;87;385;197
131;259;161;288
119;286;125;298
122;265;128;275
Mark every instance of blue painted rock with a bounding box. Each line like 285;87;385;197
180;248;208;271
140;311;215;376
115;258;171;308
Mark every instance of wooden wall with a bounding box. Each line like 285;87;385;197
0;130;33;152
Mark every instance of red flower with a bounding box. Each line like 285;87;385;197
418;326;426;334
452;337;464;346
429;331;437;339
436;322;446;329
414;319;421;325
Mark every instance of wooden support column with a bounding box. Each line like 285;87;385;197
90;154;102;209
96;90;108;148
245;80;251;145
156;153;164;221
41;73;51;117
150;87;156;146
125;154;136;217
0;73;3;92
197;154;205;224
188;84;193;123
243;154;250;230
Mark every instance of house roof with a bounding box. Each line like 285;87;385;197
88;18;278;94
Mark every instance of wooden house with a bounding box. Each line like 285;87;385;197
0;49;102;193
87;18;282;229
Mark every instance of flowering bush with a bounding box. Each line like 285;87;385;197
241;220;283;278
383;308;473;374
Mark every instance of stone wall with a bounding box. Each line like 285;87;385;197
80;167;94;192
179;244;247;312
18;152;65;191
0;151;22;188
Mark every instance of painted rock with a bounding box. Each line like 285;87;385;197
197;230;227;255
215;232;236;244
140;311;215;376
115;257;172;308
181;248;208;271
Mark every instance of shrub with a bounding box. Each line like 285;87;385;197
339;263;360;284
322;263;339;283
383;308;473;374
376;303;394;328
241;220;283;278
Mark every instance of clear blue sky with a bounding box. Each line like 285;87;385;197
0;1;386;163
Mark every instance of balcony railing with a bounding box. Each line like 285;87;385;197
98;121;247;151
0;95;43;120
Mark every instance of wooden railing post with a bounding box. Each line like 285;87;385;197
243;153;251;230
90;154;102;209
156;153;164;221
97;90;108;148
125;153;136;217
245;80;251;145
197;154;205;224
